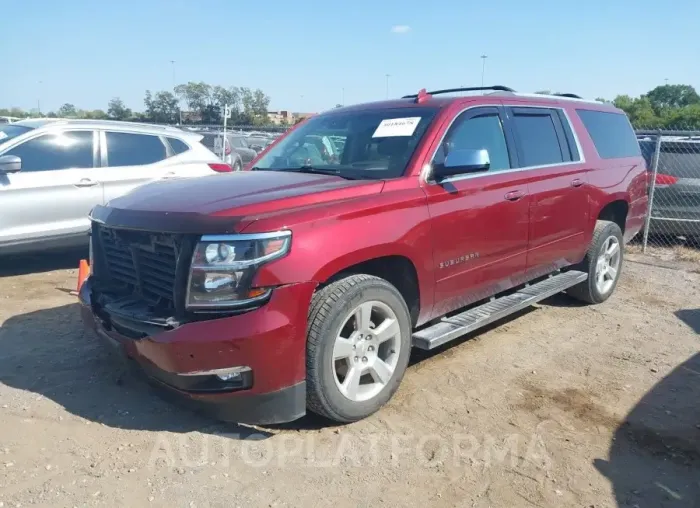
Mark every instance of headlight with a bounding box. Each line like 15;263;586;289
186;231;291;310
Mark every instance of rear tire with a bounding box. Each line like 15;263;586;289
567;220;624;304
306;274;412;423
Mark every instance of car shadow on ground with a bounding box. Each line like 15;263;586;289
594;346;700;506
1;298;543;436
0;302;267;440
0;249;87;277
675;308;700;334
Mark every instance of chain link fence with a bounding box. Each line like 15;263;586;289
634;128;700;262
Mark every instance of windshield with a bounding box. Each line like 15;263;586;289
252;107;439;179
0;124;33;145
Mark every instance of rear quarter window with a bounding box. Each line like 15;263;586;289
167;137;190;155
576;109;641;159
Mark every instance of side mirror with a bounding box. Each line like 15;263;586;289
0;155;21;174
433;148;490;180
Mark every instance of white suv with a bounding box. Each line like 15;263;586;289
0;119;229;255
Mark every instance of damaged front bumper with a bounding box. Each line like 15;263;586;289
79;277;316;425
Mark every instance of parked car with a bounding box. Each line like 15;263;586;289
639;134;700;239
199;132;257;170
0;119;231;255
80;86;647;425
246;135;274;153
228;134;258;165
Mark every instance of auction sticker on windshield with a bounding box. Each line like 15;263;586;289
372;117;421;138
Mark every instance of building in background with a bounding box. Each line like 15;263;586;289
267;110;315;125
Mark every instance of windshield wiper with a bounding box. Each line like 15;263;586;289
253;165;359;180
293;166;361;180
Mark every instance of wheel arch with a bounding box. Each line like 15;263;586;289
596;198;629;234
313;249;428;327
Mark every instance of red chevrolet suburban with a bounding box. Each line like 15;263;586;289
80;86;648;425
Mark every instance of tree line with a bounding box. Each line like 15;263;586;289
535;84;700;129
0;82;274;126
4;82;699;130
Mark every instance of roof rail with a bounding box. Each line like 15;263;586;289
402;85;515;99
554;93;583;99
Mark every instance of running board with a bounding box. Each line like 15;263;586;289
412;270;587;350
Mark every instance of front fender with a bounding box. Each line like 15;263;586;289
250;187;435;323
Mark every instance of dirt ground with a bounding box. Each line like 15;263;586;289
1;251;699;508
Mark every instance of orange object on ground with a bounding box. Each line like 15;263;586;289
77;259;90;293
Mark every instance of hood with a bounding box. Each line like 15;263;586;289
91;171;384;233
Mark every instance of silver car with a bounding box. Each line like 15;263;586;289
0;119;226;255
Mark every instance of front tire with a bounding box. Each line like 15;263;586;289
567;220;624;304
306;274;412;423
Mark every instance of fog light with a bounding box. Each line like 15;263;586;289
177;366;253;393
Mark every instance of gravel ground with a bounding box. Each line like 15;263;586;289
0;252;699;508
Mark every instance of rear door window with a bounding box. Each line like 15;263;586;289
510;108;569;167
4;130;94;172
576;109;641;159
105;132;167;166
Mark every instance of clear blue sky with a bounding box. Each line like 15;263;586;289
2;0;698;114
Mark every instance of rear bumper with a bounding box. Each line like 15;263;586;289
79;277;316;425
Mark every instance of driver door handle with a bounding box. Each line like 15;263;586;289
74;178;98;187
504;190;525;201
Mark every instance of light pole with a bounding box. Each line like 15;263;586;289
385;74;390;99
171;60;182;124
37;80;42;116
480;55;488;88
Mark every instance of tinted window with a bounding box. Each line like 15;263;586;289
167;137;189;155
439;113;510;170
200;134;216;149
200;133;224;156
512;112;564;166
556;110;581;161
5;130;93;172
577;109;641;159
106;132;167;167
640;139;700;178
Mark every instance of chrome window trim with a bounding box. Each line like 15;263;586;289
424;103;586;185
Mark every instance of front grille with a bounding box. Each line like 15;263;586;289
94;224;182;309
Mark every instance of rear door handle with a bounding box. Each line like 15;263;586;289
74;178;98;187
504;190;525;201
571;178;584;188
